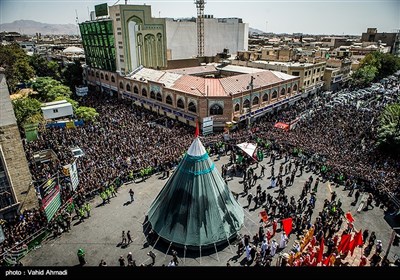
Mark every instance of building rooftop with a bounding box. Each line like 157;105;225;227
166;65;218;76
0;74;18;127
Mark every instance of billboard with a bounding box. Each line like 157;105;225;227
95;3;108;17
24;123;38;142
43;188;62;222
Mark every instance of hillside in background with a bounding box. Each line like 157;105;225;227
0;20;78;35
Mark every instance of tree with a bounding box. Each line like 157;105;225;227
377;103;400;153
75;106;99;122
32;77;71;102
29;54;61;80
12;97;42;126
0;44;35;92
351;65;378;87
62;60;83;90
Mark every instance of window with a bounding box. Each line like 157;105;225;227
53;109;58;113
243;99;250;108
126;84;131;92
91;70;94;76
287;87;291;94
96;72;99;78
272;90;278;99
234;103;240;112
177;98;185;109
280;88;286;96
293;84;298;92
142;88;147;97
100;73;104;79
150;91;156;99
156;92;162;101
111;76;115;83
105;74;109;81
292;71;300;76
134;86;139;94
119;82;124;89
188;102;196;113
262;93;268;102
317;68;320;72
252;96;259;105
210;104;223;115
166;95;173;105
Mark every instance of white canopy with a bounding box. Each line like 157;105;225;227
237;142;257;158
63;46;84;54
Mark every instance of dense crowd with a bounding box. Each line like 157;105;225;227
1;76;399;265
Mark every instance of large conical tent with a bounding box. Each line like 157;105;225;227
147;137;244;249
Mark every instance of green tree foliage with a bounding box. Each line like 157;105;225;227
0;44;35;92
12;97;42;126
351;65;378;87
377;103;400;153
352;52;400;87
75;106;99;122
29;54;61;80
62;60;83;90
32;77;71;102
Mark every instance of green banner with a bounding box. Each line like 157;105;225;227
24;123;38;142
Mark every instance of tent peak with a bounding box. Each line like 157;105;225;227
187;137;207;157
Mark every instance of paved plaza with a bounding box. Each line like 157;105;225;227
22;152;400;266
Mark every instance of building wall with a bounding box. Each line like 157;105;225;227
109;4;167;73
166;18;248;59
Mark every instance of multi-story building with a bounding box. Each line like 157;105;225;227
165;16;248;60
323;58;352;91
361;28;400;55
84;64;300;130
79;3;248;75
0;70;38;219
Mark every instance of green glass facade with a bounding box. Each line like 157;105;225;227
79;20;116;72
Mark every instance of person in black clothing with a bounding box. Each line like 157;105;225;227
119;255;126;266
129;189;134;202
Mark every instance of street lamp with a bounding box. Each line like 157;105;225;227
247;75;254;128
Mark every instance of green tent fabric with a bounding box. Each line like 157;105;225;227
147;137;244;249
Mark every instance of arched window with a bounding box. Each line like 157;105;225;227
134;86;139;94
142;88;147;97
262;93;268;102
126;84;131;92
111;76;115;83
188;102;196;113
287;87;291;94
150;91;156;99
293;84;298;92
156;92;162;101
96;72;99;78
166;95;173;105
105;74;109;81
252;96;259;105
243;99;250;108
210;104;223;115
280;88;286;96
177;98;185;109
119;82;124;89
234;103;240;112
100;73;104;80
91;70;94;76
272;90;278;99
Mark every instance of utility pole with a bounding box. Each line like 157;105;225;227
248;75;254;128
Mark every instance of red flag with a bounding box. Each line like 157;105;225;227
281;217;293;236
322;255;331;266
350;230;363;256
345;212;355;223
316;237;324;264
337;233;351;253
260;210;268;223
195;120;199;138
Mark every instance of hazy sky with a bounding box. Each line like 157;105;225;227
1;0;399;35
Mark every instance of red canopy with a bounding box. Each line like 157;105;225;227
274;122;289;130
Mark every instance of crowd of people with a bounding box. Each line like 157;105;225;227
1;75;399;266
